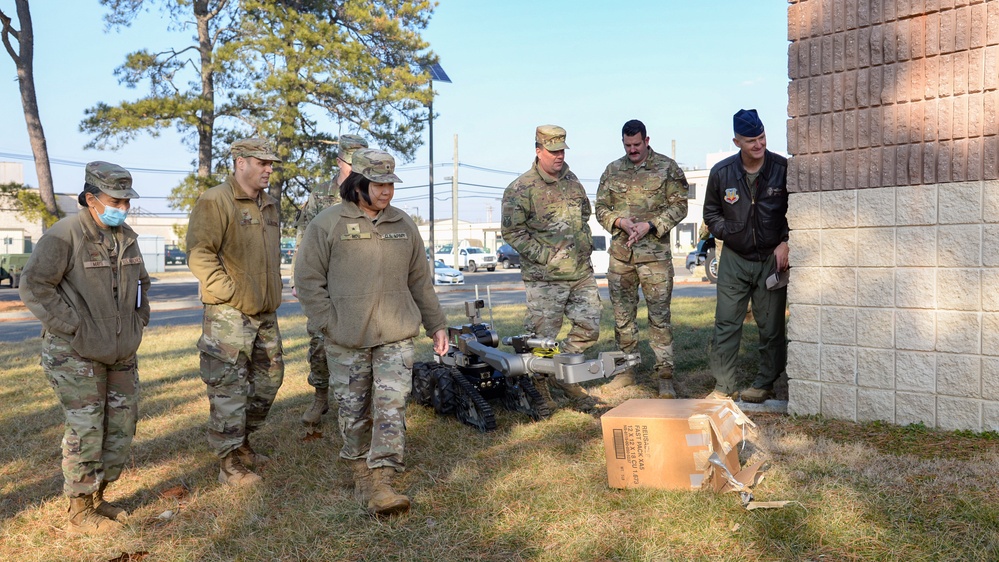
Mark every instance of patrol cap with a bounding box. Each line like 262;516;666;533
352;148;403;183
535;124;569;151
337;134;368;164
230;137;282;162
85;161;139;199
733;109;765;138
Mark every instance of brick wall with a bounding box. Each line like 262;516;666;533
787;0;999;190
785;0;999;430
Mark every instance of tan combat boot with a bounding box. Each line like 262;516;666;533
706;389;737;401
349;460;373;505
367;467;410;516
218;450;262;487
237;436;270;471
601;369;635;392
301;387;330;425
67;494;123;535
93;480;128;522
657;367;676;398
740;387;774;403
552;379;599;412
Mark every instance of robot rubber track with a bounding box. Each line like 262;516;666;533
410;300;638;433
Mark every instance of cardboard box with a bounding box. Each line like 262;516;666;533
600;399;756;492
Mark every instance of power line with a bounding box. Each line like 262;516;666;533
1;149;602;186
458;163;521;176
0;151;194;174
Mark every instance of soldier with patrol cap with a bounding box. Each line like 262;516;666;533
296;148;448;517
596;119;689;397
20;162;150;535
501;125;601;410
293;133;368;428
187;137;285;486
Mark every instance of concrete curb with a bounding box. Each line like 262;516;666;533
734;399;789;415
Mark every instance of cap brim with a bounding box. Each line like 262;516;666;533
367;173;403;183
103;187;140;199
544;142;569;151
242;152;282;163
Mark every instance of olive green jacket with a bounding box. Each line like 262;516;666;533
186;176;283;316
595;149;689;263
500;161;594;282
19;210;150;364
294;201;446;349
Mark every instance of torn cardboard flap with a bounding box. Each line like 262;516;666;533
600;398;761;492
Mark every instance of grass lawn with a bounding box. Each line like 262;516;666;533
1;297;998;561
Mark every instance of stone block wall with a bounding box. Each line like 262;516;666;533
785;0;999;430
786;182;999;430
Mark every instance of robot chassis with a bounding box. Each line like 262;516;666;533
411;300;639;432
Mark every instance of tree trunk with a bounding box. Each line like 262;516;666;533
2;0;59;226
195;0;214;181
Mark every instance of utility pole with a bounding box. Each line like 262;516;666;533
426;63;451;258
452;134;459;266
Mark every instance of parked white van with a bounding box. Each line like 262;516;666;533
588;215;610;276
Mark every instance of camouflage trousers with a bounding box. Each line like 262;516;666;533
607;257;675;374
197;304;284;458
306;330;329;389
523;275;601;354
41;332;138;497
326;338;414;470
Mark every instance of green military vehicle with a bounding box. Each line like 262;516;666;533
0;253;30;289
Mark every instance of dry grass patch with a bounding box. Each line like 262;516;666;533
0;299;26;313
1;299;998;560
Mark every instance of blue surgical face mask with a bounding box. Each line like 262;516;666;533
94;198;129;227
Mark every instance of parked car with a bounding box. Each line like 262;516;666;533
165;244;187;265
433;260;464;285
0;253;30;288
496;243;521;269
280;240;295;264
685;236;718;284
435;244;497;272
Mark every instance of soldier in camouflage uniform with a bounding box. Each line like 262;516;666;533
296;149;448;516
187;138;285;486
501;125;601;409
19;162;149;535
596;120;689;397
292;134;368;428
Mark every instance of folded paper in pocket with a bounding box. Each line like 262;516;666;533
766;268;789;291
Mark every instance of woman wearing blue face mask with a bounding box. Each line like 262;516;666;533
19;161;150;536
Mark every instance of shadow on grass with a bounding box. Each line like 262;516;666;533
5;301;996;559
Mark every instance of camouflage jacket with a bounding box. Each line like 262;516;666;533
291;177;341;287
294;201;446;348
501;161;594;282
19;210;150;364
187;176;283;316
595;149;689;263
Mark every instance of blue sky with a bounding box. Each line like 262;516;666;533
0;1;790;222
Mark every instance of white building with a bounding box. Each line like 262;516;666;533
1;161;187;258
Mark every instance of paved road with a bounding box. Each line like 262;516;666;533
0;265;717;343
